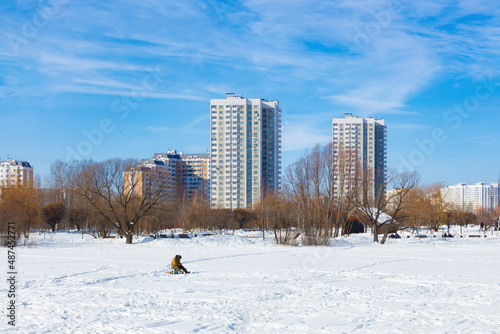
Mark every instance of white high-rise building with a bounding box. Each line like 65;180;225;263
210;94;282;209
332;113;387;202
441;182;500;212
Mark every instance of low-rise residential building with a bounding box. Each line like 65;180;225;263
0;159;34;188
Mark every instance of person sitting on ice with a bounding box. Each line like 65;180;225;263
171;255;190;274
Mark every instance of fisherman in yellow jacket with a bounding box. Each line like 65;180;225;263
171;255;190;274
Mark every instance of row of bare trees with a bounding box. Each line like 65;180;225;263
0;185;42;239
181;206;258;231
46;158;180;243
0;186;96;240
1;158;261;244
0;158;180;243
279;143;420;244
392;183;500;234
2;147;497;245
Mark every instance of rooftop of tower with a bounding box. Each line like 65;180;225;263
341;113;385;122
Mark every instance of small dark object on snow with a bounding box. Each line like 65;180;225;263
389;233;401;239
178;234;190;239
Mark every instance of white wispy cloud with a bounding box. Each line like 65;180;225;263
1;0;500;120
439;134;500;147
282;117;332;151
51;85;206;101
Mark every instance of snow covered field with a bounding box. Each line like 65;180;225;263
2;229;500;333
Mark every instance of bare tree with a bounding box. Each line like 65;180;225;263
403;183;447;234
71;158;171;244
68;207;89;232
283;145;330;245
156;201;182;231
424;182;449;233
379;171;420;243
282;143;360;244
45;160;70;202
283;151;310;232
182;204;211;231
452;208;477;233
0;185;42;238
325;143;357;237
42;202;66;232
232;209;256;230
348;170;419;243
264;194;296;245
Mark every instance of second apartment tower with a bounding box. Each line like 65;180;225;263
332;113;387;202
210;94;282;209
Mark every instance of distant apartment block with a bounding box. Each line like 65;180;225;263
0;159;34;187
332;114;387;202
385;188;411;211
153;151;210;203
441;182;500;212
123;159;173;200
210;94;282;209
124;151;209;203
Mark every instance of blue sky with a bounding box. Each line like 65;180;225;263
1;0;500;186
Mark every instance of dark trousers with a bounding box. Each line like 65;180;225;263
173;265;189;273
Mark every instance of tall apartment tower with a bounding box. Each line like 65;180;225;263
332;113;387;202
210;94;282;209
0;159;34;188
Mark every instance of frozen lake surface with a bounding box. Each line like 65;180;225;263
2;229;500;333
